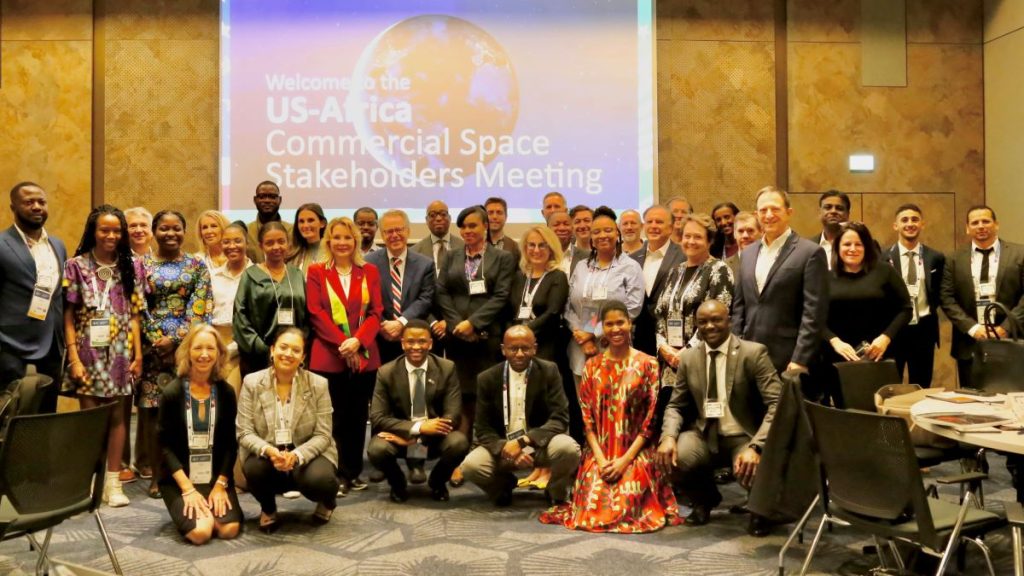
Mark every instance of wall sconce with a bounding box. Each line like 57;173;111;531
849;154;875;173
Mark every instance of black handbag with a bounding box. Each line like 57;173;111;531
970;301;1024;393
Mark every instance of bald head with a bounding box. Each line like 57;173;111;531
502;325;537;371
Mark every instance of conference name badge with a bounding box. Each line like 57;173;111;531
469;279;487;295
90;316;112;348
591;285;607;301
275;428;292;446
666;313;684;348
189;452;213;485
518;306;533;321
27;286;53;320
705;401;724;419
277;308;295;326
506;428;526;441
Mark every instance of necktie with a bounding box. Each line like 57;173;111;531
906;251;918;285
412;368;426;419
706;350;721;454
435;238;448;274
977;247;993;283
390;257;403;317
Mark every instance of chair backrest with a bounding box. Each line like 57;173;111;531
834;360;900;411
0;404;112;531
803;401;939;543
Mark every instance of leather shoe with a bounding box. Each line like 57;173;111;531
349;477;368;491
686;504;712;526
747;513;770;537
389;485;409;503
496;489;513;507
408;466;427;485
337;477;351;498
431;486;450;502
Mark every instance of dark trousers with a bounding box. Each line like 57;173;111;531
892;320;937;388
956;358;974;389
366;431;469;490
323;369;376;481
0;341;62;414
675;431;752;508
242;454;339;514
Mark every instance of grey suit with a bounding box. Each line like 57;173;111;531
411;233;464;274
0;225;68;412
367;354;468;491
731;231;829;372
236;368;338;466
661;336;781;506
940;239;1024;385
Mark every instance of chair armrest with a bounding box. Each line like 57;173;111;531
1005;501;1024;526
934;471;988;485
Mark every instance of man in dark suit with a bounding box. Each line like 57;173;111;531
366;209;436;364
940;205;1024;387
657;300;781;535
410;200;464;275
367;320;469;503
463;326;580;506
484;197;521;262
731;186;829;376
809;190;850;271
629;205;684;356
885;204;945;387
1;182;68;413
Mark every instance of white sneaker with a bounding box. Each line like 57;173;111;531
103;471;130;508
283;490;301;499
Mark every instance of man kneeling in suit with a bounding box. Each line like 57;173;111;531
463;325;581;506
656;299;781;536
368;319;469;503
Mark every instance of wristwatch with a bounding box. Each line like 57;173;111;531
517;436;529;449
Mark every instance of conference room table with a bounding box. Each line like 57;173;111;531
911;395;1024;576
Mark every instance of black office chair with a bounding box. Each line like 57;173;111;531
0;404;122;575
801;402;1004;576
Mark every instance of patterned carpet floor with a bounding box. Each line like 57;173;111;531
2;455;1019;575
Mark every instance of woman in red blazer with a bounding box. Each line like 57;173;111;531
307;216;383;494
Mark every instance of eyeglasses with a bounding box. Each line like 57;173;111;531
382;227;407;237
503;345;536;354
526;242;549;250
427;211;450;219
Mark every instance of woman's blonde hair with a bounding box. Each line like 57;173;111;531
175;324;228;379
324;217;365;267
684;212;717;242
195;210;231;254
518;225;563;274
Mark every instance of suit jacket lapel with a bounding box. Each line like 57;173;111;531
291;371;310;428
693;342;708;407
995;241;1012;290
257;373;276;434
396;362;412;418
3;227;35;271
889;246;903;276
761;234;797;294
725;337;740;403
653;243;680;297
957;249;976;311
425;356;442;415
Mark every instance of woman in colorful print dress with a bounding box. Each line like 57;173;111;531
540;299;682;533
139;210;213;498
64;205;147;507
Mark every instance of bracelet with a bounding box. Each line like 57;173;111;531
182;488;197;497
216;479;228;488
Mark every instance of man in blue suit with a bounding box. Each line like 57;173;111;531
731;186;829;377
1;182;68;413
366;209;437;364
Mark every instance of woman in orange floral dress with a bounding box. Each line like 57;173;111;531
540;299;682;533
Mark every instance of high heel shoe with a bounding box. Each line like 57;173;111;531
312;504;333;525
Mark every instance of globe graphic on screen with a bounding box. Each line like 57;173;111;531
349;15;519;180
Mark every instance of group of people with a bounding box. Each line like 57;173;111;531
2;179;1022;544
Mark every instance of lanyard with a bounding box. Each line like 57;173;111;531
520;272;548;307
272;374;297;437
184;380;217;451
465;251;487;281
502;361;531;427
668;263;702;312
267;265;295;311
582;261;612;299
88;262;116;313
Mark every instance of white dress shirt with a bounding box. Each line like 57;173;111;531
642;241;668;296
507;366;528;434
897;243;929;324
211;260;251;326
970;239;1001;286
13;224;60;292
754;227;793;294
818;234;834;270
406;358;429;436
706;335;743;437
